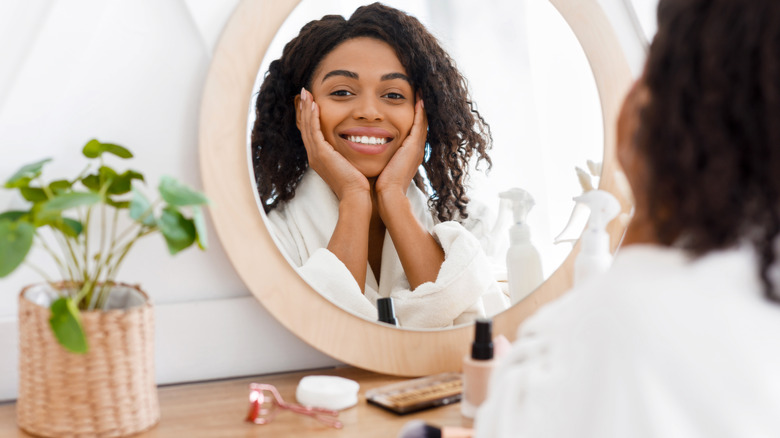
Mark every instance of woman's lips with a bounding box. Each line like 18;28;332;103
339;127;394;155
340;136;392;155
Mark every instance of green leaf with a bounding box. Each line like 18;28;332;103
49;179;72;195
106;197;130;209
158;175;209;207
110;169;144;195
53;218;84;238
41;192;101;213
106;168;129;194
95;166;118;196
5;158;52;188
49;297;88;354
20;187;48;202
82;139;133;159
159;206;196;255
123;169;144;183
32;211;84;237
130;188;156;226
98;165;117;179
0;210;31;223
82;174;100;191
0;221;34;277
31;204;59;227
192;205;208;250
91;166;143;195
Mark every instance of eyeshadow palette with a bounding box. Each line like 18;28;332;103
365;372;462;415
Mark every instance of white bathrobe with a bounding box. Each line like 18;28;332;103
266;169;507;328
475;244;780;437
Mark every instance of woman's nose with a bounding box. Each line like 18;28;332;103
352;96;383;121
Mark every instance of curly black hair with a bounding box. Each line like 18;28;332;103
250;2;491;222
637;0;780;301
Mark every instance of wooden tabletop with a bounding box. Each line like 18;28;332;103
0;366;473;437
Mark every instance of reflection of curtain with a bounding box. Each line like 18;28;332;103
424;0;604;276
425;0;538;261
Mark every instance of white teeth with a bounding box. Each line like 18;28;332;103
347;135;388;145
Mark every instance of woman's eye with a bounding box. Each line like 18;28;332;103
383;92;405;100
330;90;353;97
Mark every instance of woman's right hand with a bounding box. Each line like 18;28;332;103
298;88;370;201
299;88;371;293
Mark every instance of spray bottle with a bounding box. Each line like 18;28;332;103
573;190;621;286
500;188;543;305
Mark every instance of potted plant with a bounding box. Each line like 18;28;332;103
0;139;209;437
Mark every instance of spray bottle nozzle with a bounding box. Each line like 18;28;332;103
573;190;621;231
499;188;535;225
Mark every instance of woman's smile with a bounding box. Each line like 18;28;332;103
339;127;394;155
298;37;415;178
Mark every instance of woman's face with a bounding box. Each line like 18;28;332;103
298;37;416;178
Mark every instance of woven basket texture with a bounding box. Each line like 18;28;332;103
16;283;160;438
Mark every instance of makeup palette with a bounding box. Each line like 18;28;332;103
366;372;462;415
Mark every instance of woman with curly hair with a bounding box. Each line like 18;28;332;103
251;3;504;327
473;0;780;436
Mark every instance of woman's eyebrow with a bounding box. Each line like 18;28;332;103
381;72;411;84
320;70;411;85
321;70;357;82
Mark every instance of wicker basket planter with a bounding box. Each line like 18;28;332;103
16;283;160;438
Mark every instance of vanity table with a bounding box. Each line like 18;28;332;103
0;366;467;438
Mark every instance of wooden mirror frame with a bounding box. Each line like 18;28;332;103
199;0;633;376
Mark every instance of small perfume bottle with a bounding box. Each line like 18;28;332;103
461;318;494;418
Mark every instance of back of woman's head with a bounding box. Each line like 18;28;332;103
251;2;491;221
638;0;780;300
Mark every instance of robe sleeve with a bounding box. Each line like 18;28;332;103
390;221;508;328
266;210;377;321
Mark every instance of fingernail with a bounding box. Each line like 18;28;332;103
421;100;424;108
311;100;316;111
301;88;306;101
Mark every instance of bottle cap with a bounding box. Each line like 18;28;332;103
471;319;494;360
377;297;398;326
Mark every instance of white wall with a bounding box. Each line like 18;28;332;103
0;0;653;401
0;0;339;402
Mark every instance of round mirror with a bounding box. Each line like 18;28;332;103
247;0;603;327
200;0;632;375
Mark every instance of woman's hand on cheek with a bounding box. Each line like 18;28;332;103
375;99;427;199
299;88;370;202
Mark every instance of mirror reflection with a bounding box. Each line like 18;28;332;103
248;1;602;328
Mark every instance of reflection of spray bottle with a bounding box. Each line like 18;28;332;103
573;190;621;286
485;195;513;264
500;189;543;305
554;164;599;245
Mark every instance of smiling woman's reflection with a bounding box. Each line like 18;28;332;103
250;3;509;328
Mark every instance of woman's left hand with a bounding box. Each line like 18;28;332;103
375;99;427;197
374;99;444;288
